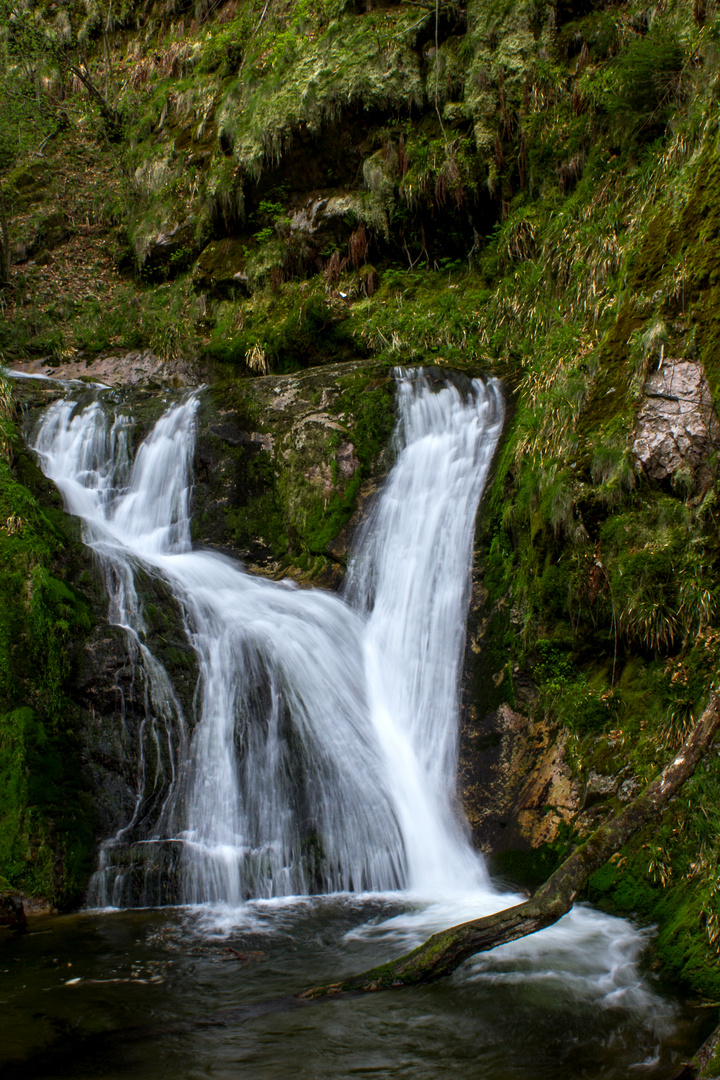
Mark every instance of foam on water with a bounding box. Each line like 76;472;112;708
31;370;671;1032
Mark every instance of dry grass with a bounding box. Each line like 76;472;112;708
245;342;269;374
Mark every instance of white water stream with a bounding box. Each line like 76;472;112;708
31;368;665;1018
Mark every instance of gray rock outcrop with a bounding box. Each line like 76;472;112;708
11;349;202;387
583;770;617;808
632;360;720;480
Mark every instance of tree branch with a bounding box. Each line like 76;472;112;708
300;690;720;998
57;55;122;137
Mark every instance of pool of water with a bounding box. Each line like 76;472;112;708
0;896;708;1079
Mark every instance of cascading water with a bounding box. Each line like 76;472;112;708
345;371;505;894
33;370;504;905
33;396;192;903
10;366;688;1080
347;371;503;895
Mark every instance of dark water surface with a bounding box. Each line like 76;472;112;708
0;898;709;1079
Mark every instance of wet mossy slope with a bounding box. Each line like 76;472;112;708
0;383;98;908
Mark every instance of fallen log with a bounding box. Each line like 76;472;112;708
11;693;718;1075
669;1014;720;1080
302;690;720;999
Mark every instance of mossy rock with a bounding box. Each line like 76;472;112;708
5;162;53;210
135;219;203;281
193;238;250;297
193;358;397;577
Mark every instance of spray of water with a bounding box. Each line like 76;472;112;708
34;371;505;903
29;370;669;1024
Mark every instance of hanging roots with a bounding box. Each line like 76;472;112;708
348;225;368;269
324;248;348;287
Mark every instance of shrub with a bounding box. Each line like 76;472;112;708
609;30;685;140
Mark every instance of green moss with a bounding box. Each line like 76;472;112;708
490;837;573;893
0;429;96;906
336;368;395;471
224;449;289;558
626;211;678;293
207;285;365;373
270;367;395;556
577;302;643;436
3;161;53;210
697;1037;720;1079
608;29;685;142
0;706;94;903
280;468;361;555
284;368;394;554
345;268;497;367
588;846;720;1000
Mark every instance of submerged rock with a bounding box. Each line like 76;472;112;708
632;360;720;480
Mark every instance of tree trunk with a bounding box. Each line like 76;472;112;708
41;690;719;1055
301;690;720;999
58;56;123;139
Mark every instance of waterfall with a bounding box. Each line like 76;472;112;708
347;370;503;894
33;370;505;905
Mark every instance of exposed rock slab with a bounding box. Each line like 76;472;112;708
460;702;582;852
192;359;394;584
10;349;203;388
632;360;720;480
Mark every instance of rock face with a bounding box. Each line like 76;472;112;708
459;702;582;852
632;360;720;480
10;349;203;388
583;770;617;808
137;219;201;279
192;359;395;581
192;238;249;297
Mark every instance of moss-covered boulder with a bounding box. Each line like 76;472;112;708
193;238;249;297
192;358;397;584
135;219;202;281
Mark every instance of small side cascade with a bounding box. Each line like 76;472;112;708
34;396;193;907
32;370;504;907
